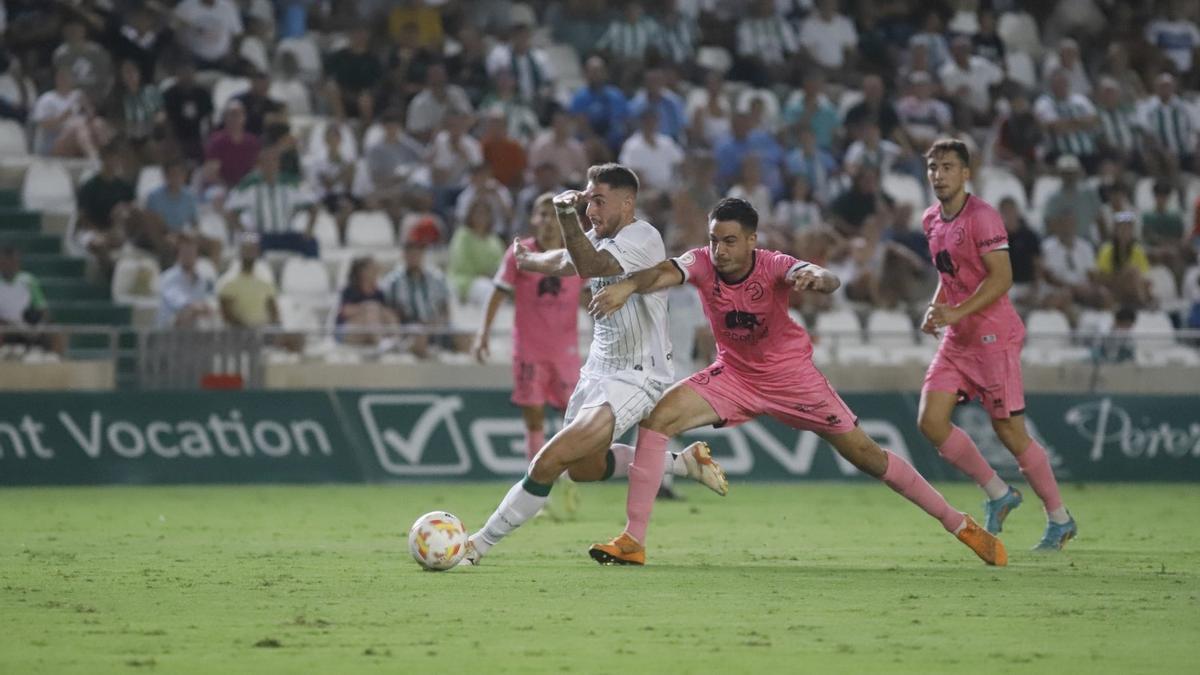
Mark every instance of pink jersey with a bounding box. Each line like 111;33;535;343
922;195;1026;351
494;238;584;361
673;247;813;379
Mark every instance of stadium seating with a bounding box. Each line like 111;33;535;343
135;165;165;206
276;36;323;82
881;173;925;226
212;76;251;117
280;257;333;297
1131;310;1175;341
0;119;29;166
1146;265;1182;315
1029;176;1062;230
978;165;1028;215
1134;177;1180;213
814;309;863;346
345;211;395;248
1025;310;1072;347
21;161;75;217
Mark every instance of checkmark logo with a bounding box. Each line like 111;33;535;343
359;394;472;476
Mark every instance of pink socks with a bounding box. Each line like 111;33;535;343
938;425;999;488
881;450;965;533
1017;440;1065;514
624;427;669;544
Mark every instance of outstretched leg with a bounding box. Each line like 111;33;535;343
992;414;1076;551
822;426;1007;566
466;404;615;563
590;383;725;566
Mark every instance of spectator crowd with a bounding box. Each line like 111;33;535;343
1;0;1199;360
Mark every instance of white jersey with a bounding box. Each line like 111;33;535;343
575;219;673;384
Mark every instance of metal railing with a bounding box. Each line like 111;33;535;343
2;324;1198;391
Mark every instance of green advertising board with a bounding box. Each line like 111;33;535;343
1;391;1197;486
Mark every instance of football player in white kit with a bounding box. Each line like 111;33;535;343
464;164;727;565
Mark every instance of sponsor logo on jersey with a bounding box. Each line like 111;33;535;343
977;234;1007;249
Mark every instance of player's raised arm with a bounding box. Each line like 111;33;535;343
587;260;684;318
511;237;577;277
553;190;624;278
786;262;840;294
929;249;1013;329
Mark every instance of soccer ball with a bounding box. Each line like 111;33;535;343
408;511;468;571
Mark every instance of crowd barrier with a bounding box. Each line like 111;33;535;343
1;390;1196;485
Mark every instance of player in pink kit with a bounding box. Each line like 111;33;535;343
586;197;1006;566
474;193;585;465
919;139;1076;551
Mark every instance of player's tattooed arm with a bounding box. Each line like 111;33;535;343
512;238;577;276
552;190;624;278
588;260;683;318
787;263;840;294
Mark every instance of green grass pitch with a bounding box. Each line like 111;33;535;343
2;482;1198;674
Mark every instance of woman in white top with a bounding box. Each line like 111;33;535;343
772;174;823;252
685;69;732;147
31;68;112;159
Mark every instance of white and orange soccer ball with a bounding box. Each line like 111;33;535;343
408;511;468;571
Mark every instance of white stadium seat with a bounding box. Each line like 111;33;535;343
1145;265;1182;314
1025;309;1072;347
280;257;333;296
881;173;925;226
1132;310;1175;340
21;160;75;215
695;46;732;74
1030;176;1062;230
1004;51;1038;90
1134;176;1179;213
346;211;395;248
1077;309;1115;337
978;166;1028;215
277;36;323;82
136;165;165;206
212;77;250;117
111;257;160;307
198;210;230;248
293;209;340;251
238;35;271;74
1181;265;1200;305
0;119;28;158
814;309;862;346
866;309;913;346
836;344;890;366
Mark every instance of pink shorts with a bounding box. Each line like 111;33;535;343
684;362;858;435
922;344;1026;419
512;355;580;410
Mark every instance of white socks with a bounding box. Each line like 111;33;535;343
1047;506;1071;524
608;444;635;479
608;444;686;480
983;475;1010;500
469;478;550;555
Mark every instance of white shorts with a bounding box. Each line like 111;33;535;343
563;369;668;441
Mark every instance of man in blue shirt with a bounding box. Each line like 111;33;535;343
158;235;217;328
713;112;784;199
569;56;629;154
145;160;199;233
628;68;686;143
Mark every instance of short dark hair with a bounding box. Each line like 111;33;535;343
1153;179;1173;196
709;197;759;232
586;163;639;194
925;138;971;166
1115;306;1137;325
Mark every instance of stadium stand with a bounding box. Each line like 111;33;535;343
0;0;1197;391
